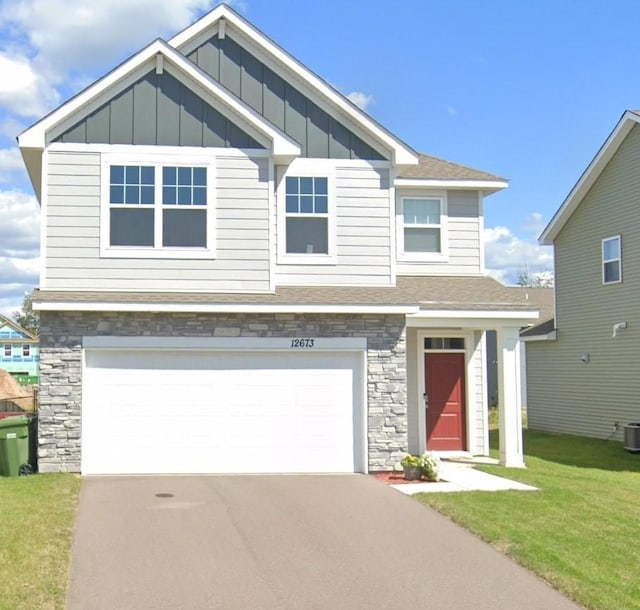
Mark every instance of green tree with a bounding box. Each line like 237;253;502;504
13;290;39;336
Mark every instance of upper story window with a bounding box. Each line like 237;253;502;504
285;176;329;254
102;156;214;259
22;345;30;358
397;195;447;261
602;235;622;284
3;345;11;358
277;162;336;265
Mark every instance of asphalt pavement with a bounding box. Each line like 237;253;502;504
67;475;581;609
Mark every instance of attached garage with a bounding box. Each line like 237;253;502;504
81;337;366;475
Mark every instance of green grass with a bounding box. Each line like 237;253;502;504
417;430;640;610
0;474;81;610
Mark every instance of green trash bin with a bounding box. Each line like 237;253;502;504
0;415;31;477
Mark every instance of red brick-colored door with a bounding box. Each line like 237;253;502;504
425;353;466;451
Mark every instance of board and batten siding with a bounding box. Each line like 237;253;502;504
275;164;393;285
187;34;386;161
396;190;483;276
527;124;640;441
44;150;271;292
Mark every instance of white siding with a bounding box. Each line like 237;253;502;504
44;150;271;292
396;190;483;276
275;163;392;285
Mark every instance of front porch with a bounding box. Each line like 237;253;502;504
405;315;531;468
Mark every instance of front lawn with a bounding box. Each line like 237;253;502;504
0;474;81;610
417;431;640;610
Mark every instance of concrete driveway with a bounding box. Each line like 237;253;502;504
67;475;580;609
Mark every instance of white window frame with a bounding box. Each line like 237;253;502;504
602;235;622;285
100;152;216;259
22;345;30;357
397;192;448;262
3;344;11;358
276;160;337;265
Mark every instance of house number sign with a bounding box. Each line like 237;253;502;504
290;338;315;348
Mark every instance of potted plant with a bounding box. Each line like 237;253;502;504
400;454;423;480
420;451;441;482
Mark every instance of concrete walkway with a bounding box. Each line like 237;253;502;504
393;460;538;495
67;475;578;610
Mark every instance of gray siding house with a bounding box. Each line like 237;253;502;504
525;110;640;440
19;5;537;475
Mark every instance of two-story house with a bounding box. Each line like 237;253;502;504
0;313;39;384
524;110;639;441
19;5;536;475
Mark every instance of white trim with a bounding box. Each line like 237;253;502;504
478;330;489;455
47;142;272;157
416;329;474;453
99;153;217;259
39;147;48;289
18;39;301;181
83;335;367;350
388;165;397;284
602;235;622;285
394;178;508;193
34;301;418;314
540;111;640;244
168;5;417;165
407;309;539;324
267;159;276;292
276;159;337;265
155;53;164;75
397;192;448;263
478;193;485;274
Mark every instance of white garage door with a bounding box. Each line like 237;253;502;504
82;349;363;475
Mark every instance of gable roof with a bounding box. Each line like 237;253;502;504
18;38;302;200
0;313;38;342
169;4;418;166
540;110;640;245
396;154;508;193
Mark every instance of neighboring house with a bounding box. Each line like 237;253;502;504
524;110;640;441
18;5;537;475
0;313;39;383
486;287;554;407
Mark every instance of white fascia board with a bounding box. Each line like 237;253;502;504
33;301;418;315
83;336;367;350
169;6;418;167
17;39;300;163
540;110;640;245
406;309;539;329
394;178;508;194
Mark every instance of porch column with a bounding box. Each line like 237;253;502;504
496;326;525;468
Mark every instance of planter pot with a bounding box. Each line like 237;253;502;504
403;465;422;481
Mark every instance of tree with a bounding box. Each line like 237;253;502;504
516;268;554;288
13;290;39;336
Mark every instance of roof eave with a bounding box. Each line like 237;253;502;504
539;110;640;245
169;5;419;167
394;178;508;195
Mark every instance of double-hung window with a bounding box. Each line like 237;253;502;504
602;235;622;284
3;345;11;358
398;195;447;260
103;156;213;258
22;345;31;358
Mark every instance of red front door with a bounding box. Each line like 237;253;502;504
425;353;466;451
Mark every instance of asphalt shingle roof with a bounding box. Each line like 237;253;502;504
397;154;507;182
34;276;537;313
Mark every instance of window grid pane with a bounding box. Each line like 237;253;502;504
162;166;207;206
285;176;329;216
110;165;154;205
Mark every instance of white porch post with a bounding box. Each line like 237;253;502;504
496;326;525;468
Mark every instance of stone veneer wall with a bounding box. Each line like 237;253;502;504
38;311;407;473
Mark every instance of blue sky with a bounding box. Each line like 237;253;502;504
0;0;638;314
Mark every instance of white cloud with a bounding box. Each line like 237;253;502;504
347;91;374;111
484;225;553;285
522;211;546;236
0;52;59;117
0;189;40;257
0;148;25;182
0;189;39;315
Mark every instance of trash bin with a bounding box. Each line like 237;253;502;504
623;423;640;453
0;415;31;477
